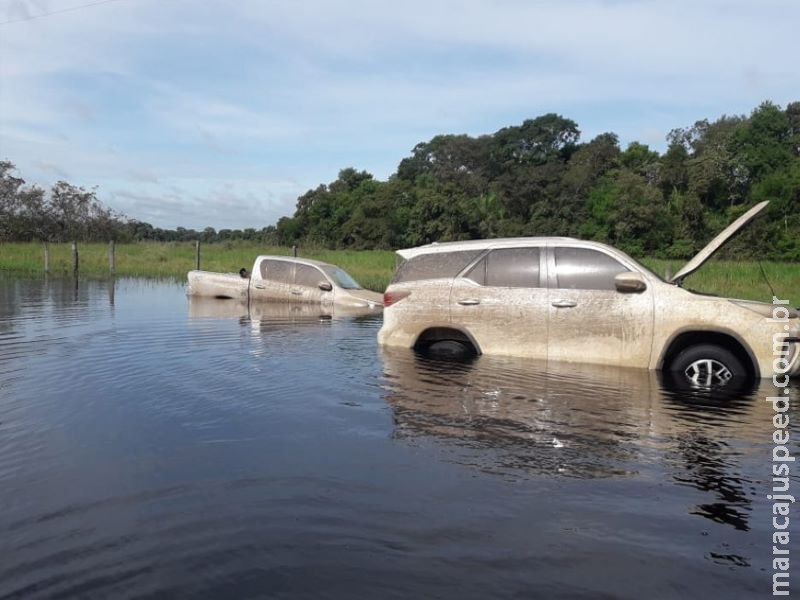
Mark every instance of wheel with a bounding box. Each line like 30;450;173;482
423;340;476;360
668;344;747;388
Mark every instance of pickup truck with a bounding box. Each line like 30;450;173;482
187;255;384;309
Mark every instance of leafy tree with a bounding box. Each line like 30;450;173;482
489;113;579;173
620;142;659;179
3;100;798;260
734;101;792;181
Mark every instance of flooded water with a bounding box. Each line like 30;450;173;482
0;276;796;599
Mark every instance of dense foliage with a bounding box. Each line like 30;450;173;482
0;161;279;245
276;101;800;260
1;100;798;259
0;164;124;244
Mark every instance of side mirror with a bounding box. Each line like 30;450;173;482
614;271;647;293
318;281;333;292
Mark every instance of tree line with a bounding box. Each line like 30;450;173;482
0;161;279;245
276;100;799;260
1;100;798;260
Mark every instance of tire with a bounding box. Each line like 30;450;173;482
668;344;748;389
423;340;476;360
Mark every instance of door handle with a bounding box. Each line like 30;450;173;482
551;299;577;308
254;284;265;289
458;299;480;306
291;290;303;296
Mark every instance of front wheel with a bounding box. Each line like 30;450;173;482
669;344;747;388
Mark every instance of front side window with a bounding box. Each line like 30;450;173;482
554;247;627;290
260;260;294;284
465;248;541;288
295;264;325;288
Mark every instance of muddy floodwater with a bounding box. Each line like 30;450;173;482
0;277;796;599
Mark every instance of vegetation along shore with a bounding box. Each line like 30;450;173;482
0;241;797;306
1;99;798;303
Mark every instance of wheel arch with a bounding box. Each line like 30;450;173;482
658;328;759;378
413;326;482;355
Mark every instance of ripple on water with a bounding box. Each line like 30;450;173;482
0;276;794;599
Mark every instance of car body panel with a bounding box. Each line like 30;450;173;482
448;244;549;359
188;255;382;309
186;271;249;301
377;279;453;347
648;285;800;377
378;201;800;379
544;241;655;368
449;278;550;359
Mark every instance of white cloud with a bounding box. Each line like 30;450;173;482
0;0;798;228
104;176;304;229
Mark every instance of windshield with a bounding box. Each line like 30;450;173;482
321;266;362;289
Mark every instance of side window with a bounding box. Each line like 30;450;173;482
392;250;483;284
466;248;541;288
487;248;541;287
295;264;324;288
260;260;294;284
554;247;627;291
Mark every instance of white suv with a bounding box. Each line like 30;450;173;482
378;202;800;387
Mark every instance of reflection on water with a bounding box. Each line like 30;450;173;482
380;349;791;536
0;276;797;599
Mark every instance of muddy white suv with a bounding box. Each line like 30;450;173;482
378;201;800;387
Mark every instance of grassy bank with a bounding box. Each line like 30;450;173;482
1;241;797;304
640;258;798;306
0;242;396;293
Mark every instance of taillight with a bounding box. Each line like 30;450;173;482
383;290;410;307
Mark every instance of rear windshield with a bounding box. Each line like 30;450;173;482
392;250;483;284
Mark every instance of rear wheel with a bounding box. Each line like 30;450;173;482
423;340;476;360
669;344;747;388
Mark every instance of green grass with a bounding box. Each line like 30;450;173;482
640;258;799;307
0;241;797;304
0;242;397;292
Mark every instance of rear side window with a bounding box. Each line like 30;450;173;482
392;250;482;284
260;260;294;284
554;247;627;290
295;264;324;288
465;248;542;288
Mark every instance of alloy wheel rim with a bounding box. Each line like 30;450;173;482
684;359;733;387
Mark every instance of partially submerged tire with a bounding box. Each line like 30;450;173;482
668;344;747;389
423;340;476;360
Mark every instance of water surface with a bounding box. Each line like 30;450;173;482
0;276;796;599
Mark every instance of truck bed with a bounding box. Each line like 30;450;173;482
187;270;249;301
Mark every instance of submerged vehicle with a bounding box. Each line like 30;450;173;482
378;201;800;387
188;255;383;310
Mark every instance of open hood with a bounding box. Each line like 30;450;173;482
669;200;770;284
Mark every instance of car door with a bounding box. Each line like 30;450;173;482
546;244;654;368
449;246;549;360
251;259;295;302
293;264;334;304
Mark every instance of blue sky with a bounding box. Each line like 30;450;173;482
1;0;798;230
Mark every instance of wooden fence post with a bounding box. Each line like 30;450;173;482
292;245;297;257
195;240;201;270
71;241;79;274
43;241;50;273
109;240;116;275
664;264;672;280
